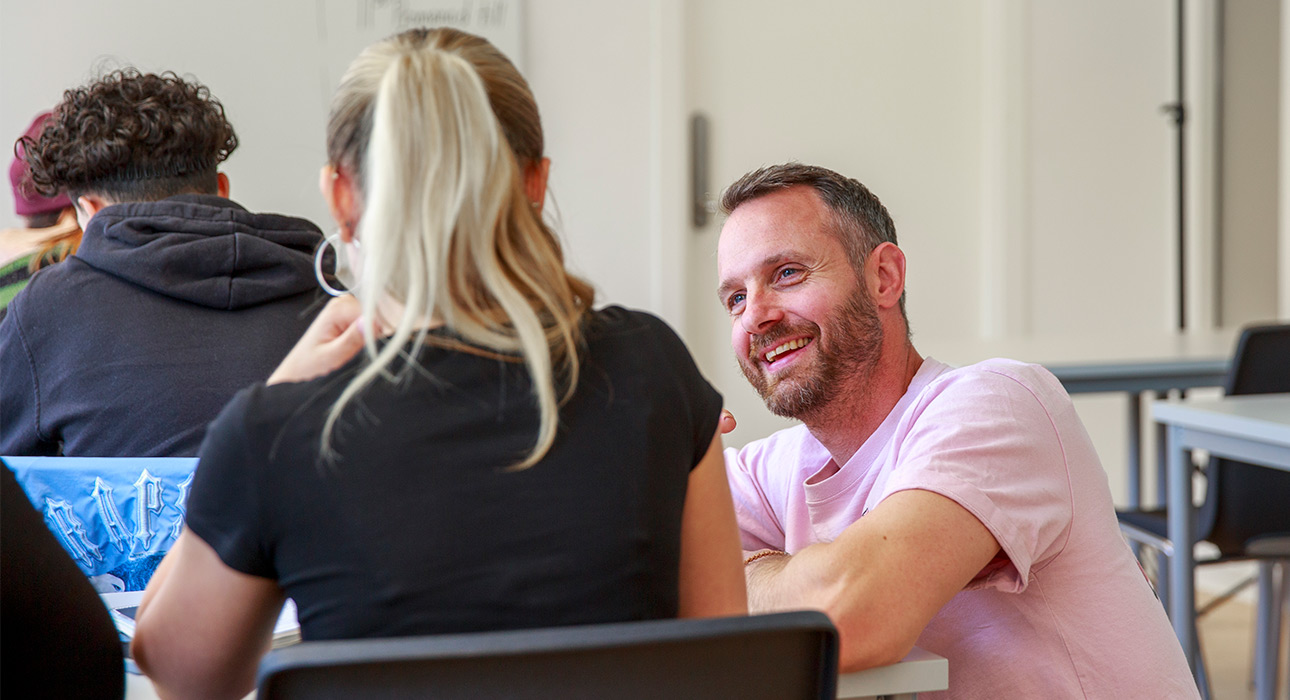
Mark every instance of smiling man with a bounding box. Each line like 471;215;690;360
716;163;1198;698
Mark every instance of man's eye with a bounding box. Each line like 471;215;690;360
777;267;801;281
727;292;746;312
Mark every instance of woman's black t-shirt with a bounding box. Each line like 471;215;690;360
184;306;722;641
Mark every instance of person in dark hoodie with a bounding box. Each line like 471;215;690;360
0;69;325;457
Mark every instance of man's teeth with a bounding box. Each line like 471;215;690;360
765;338;811;362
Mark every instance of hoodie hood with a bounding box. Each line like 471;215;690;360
74;194;323;309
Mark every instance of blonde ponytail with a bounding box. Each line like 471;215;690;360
322;28;592;469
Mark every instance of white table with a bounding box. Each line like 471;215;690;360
1153;394;1290;686
124;647;949;699
837;647;948;699
926;329;1235;392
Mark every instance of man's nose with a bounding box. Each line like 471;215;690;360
740;291;783;335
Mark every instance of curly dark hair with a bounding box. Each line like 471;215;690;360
19;69;238;202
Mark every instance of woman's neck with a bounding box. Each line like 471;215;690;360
364;296;444;337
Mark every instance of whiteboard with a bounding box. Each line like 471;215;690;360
0;0;522;231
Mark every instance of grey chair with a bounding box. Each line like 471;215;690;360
257;610;839;700
1117;322;1290;700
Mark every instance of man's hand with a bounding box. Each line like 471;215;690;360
719;409;737;435
268;296;364;385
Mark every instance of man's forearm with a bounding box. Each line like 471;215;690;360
743;549;804;613
743;542;904;672
743;543;851;615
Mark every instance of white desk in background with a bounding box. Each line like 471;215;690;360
927;328;1235;509
123;647;948;699
1153;394;1290;686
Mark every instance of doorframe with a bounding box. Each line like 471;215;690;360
979;0;1031;338
1184;0;1221;332
649;0;691;334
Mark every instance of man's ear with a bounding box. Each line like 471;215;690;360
867;242;907;310
74;194;111;230
319;165;360;242
216;172;230;198
524;157;551;214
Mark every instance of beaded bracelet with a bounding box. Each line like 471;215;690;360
743;549;788;566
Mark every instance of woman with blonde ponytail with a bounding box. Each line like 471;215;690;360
132;29;745;698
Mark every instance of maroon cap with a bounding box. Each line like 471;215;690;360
10;111;72;217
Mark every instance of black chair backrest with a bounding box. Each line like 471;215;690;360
257;611;839;700
1199;323;1290;555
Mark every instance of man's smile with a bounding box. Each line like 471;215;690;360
759;336;814;368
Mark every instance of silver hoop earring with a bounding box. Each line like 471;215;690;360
314;232;352;297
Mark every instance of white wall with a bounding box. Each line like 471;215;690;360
526;1;659;312
1218;0;1280;327
0;1;332;231
0;0;664;315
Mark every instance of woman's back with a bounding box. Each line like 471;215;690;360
130;29;744;698
187;306;721;640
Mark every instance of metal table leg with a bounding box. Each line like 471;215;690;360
1166;424;1199;678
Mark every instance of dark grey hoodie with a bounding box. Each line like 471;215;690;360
0;194;325;457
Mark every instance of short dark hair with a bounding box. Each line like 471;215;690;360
720;162;907;319
20;69;238;202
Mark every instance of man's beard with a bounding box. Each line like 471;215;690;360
739;286;884;420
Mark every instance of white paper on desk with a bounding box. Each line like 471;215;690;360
110;606;140;636
102;590;143;637
273;599;301;648
103;592;299;645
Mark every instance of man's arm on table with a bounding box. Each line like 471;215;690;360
745;489;1000;671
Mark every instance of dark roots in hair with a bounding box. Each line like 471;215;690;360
720;162;909;323
19;69;238;202
719;162;898;251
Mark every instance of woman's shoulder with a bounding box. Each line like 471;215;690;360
585;305;686;349
207;374;341;447
581;304;718;404
585;305;707;375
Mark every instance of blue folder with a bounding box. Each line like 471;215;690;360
3;456;199;591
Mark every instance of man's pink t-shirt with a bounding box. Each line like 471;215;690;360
726;358;1199;699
